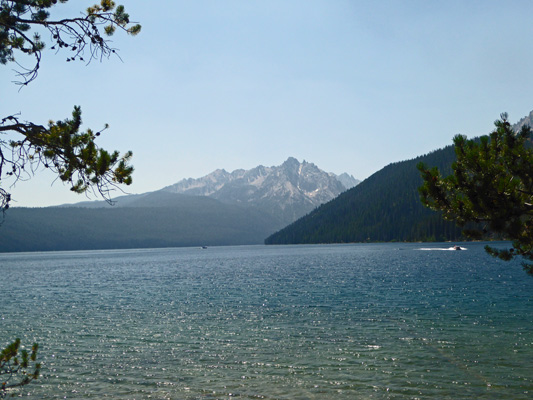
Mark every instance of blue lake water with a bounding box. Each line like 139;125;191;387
0;242;532;399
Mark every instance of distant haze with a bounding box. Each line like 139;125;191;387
3;1;533;207
0;158;359;251
62;157;357;228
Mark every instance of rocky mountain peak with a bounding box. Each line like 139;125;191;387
281;156;300;169
335;173;360;190
162;157;358;226
513;110;533;132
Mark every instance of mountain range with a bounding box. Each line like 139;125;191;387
2;109;530;253
161;157;359;225
0;158;358;251
64;157;359;226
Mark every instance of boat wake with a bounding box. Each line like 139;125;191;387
417;246;467;251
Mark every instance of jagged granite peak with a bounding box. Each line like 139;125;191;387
335;173;360;190
281;156;300;169
513;110;533;132
162;168;232;196
162;158;358;225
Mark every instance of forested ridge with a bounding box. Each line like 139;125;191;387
265;145;465;244
0;193;281;251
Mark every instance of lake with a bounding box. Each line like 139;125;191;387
0;242;532;399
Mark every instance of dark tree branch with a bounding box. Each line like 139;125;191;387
1;0;141;85
418;115;533;273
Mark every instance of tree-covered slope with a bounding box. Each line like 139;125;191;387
265;145;463;244
0;194;281;252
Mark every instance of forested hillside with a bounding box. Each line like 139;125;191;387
0;193;281;252
265;145;464;244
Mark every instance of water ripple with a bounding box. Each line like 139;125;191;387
1;243;532;399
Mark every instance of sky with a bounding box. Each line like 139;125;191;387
3;0;533;207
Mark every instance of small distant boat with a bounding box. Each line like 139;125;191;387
201;246;208;249
452;245;462;250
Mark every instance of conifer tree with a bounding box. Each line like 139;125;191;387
1;1;140;395
0;0;141;211
418;113;533;274
0;339;40;398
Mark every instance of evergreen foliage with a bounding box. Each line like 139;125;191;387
265;145;464;245
0;1;140;395
0;0;140;210
0;0;140;85
418;114;533;273
0;339;40;398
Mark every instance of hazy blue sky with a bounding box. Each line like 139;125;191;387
3;0;533;207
